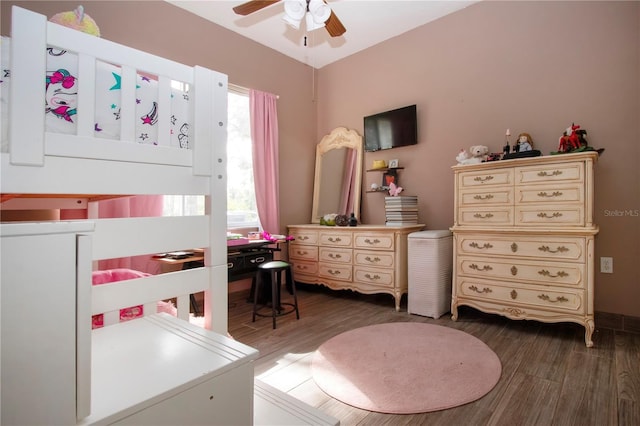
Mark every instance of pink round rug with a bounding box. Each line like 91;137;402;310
311;322;501;414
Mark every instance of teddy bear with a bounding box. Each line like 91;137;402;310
457;145;489;165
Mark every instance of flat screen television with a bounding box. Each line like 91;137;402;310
364;104;417;152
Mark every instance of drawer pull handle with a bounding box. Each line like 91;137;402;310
364;273;381;280
537;212;563;219
299;236;309;241
538;170;563;177
511;243;518;252
328;269;341;276
469;263;493;271
511;266;518;276
364;238;381;245
469;285;492;294
250;257;266;264
473;194;494;200
329;253;342;259
328;237;342;243
473;213;494;219
537;191;563;198
364;256;381;263
538;245;569;254
469;242;493;250
538;269;569;278
296;250;308;255
227;263;233;269
297;265;308;270
510;290;518;299
473;175;494;183
538;294;569;303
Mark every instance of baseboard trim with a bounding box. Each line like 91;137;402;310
595;311;640;334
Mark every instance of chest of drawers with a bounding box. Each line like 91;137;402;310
287;224;424;311
451;152;598;347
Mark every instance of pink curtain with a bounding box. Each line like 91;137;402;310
338;148;357;215
62;195;164;273
250;89;280;234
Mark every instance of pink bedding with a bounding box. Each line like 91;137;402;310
91;268;177;329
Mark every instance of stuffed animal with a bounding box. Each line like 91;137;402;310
455;149;470;164
49;5;101;37
457;145;489;165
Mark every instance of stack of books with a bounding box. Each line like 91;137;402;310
385;195;419;226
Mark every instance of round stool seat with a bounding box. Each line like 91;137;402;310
259;260;290;271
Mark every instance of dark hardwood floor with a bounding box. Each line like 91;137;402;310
227;284;640;426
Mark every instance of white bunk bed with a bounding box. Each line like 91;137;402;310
0;6;258;425
1;7;340;426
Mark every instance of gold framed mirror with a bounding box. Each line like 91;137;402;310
311;127;363;223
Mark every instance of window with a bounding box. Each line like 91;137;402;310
163;89;259;230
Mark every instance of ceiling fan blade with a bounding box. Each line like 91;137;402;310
325;10;346;37
233;0;281;16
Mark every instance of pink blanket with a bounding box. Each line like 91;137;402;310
91;268;177;329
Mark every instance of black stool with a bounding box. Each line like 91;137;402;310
252;260;300;329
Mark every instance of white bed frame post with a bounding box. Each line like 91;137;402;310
194;66;229;334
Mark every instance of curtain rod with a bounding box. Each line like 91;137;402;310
228;83;279;99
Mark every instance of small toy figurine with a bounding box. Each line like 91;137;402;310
517;133;534;151
553;123;604;155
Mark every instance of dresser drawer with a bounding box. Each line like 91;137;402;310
291;260;318;279
459;187;513;206
457;234;586;262
458;207;513;226
289;244;318;261
459;168;513;188
353;232;394;250
318;262;352;282
289;229;318;245
353;249;395;268
457;277;585;314
516;161;584;185
458;256;584;287
353;266;394;288
517;185;584;205
516;205;584;226
319;231;352;247
319;247;352;264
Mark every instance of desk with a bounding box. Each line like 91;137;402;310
154;241;283;311
227;240;274;282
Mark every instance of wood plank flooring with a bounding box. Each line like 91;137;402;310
227;285;640;426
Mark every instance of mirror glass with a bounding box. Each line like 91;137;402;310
311;127;363;223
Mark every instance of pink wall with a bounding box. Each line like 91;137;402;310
2;1;638;317
316;1;640;317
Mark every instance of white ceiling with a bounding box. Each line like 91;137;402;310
167;1;478;69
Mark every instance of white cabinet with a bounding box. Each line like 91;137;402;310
288;224;424;311
451;152;599;347
1;222;94;425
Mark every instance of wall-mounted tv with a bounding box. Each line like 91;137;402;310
364;104;417;152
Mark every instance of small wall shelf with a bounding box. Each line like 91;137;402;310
366;167;404;193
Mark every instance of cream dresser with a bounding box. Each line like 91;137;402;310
450;151;598;347
287;224;424;311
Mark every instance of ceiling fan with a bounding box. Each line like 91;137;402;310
233;0;346;37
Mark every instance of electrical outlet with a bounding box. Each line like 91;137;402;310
600;257;613;274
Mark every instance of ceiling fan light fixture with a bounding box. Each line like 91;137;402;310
283;14;302;29
308;0;331;24
283;0;306;28
305;11;325;31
